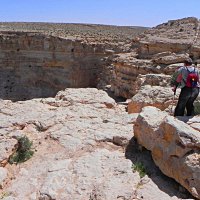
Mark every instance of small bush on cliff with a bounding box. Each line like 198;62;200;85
9;136;34;164
132;162;146;178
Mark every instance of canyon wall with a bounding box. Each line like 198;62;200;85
0;32;107;100
101;17;200;100
134;17;200;59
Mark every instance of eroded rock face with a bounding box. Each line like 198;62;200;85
128;86;173;113
152;52;190;65
135;17;200;59
100;17;200;101
0;23;147;101
134;106;200;199
108;54;157;98
0;32;107;101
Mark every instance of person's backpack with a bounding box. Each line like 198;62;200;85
185;67;198;87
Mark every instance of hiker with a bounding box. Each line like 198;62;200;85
171;58;200;116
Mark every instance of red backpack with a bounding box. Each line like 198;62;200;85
185;67;198;87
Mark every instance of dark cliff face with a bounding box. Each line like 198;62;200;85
0;32;106;101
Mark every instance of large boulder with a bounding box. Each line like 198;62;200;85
55;88;116;108
134;106;200;199
128;85;174;113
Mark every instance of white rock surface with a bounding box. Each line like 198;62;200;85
0;89;195;200
0;167;7;187
128;85;174;113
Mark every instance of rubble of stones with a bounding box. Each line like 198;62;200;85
0;17;200;199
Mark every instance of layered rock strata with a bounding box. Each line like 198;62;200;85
0;32;108;100
101;18;200;114
134;17;200;59
0;22;147;51
0;22;148;101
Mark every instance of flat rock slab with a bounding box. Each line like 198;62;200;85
0;89;196;199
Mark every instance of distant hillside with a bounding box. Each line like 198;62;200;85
0;22;148;46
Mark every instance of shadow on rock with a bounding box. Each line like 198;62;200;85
125;137;194;199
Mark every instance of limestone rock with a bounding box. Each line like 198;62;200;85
0;88;193;199
0;138;18;167
152;52;190;65
39;149;138;200
55;88;116;108
134;176;187;200
0;32;108;101
128;85;173;113
135;17;200;59
134;106;200;199
109;55;160;98
163;63;184;75
0;88;138;199
181;114;200;132
0;167;7;188
135;73;171;89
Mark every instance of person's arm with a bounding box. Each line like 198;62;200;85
176;71;183;83
171;67;183;93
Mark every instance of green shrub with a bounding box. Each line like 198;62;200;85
9;136;34;164
132;162;146;178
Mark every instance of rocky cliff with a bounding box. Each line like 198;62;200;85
0;19;200;200
0;31;108;101
101;17;200;101
135;17;200;59
0;23;147;101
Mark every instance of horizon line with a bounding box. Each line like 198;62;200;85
0;21;151;28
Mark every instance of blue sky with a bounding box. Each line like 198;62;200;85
0;0;200;27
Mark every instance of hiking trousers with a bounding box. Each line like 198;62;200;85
174;87;199;116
